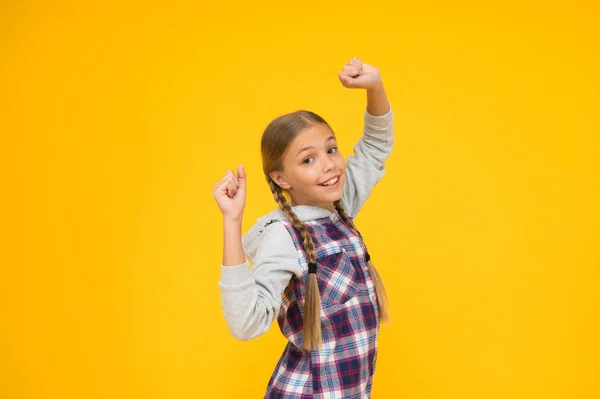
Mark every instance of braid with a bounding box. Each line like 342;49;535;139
269;179;317;264
334;200;389;323
268;177;322;350
333;200;357;232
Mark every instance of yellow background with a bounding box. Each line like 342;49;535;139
2;1;599;398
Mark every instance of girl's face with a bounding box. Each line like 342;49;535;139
270;124;346;212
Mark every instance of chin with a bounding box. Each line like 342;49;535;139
332;178;345;201
328;187;344;203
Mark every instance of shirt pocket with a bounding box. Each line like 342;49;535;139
315;248;361;307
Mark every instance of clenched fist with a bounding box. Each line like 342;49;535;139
338;57;382;90
213;164;246;221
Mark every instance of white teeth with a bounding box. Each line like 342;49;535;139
320;177;339;186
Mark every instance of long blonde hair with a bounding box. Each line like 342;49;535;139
261;111;388;350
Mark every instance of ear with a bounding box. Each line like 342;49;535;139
269;171;291;190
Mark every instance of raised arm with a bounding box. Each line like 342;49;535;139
213;166;301;340
213;164;247;267
338;58;395;217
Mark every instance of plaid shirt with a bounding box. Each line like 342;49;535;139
264;212;380;399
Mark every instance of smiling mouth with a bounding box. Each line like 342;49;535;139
318;176;339;186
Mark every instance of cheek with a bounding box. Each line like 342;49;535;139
336;156;347;173
306;168;322;184
292;167;318;187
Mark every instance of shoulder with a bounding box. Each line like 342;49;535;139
242;209;296;264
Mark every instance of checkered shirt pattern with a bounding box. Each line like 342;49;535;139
263;212;380;399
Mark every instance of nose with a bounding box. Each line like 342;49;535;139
322;154;335;172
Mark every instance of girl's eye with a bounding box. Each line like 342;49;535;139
328;147;338;154
302;157;313;164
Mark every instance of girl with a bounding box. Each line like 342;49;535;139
213;57;394;398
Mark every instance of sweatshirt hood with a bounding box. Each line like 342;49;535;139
241;206;334;264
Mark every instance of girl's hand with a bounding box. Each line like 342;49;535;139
338;57;382;90
213;164;246;222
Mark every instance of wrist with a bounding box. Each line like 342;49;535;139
223;215;243;225
366;80;384;93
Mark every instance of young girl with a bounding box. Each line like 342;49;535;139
213;57;394;398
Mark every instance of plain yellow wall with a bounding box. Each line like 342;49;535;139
2;1;599;398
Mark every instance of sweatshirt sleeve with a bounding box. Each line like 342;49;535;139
341;106;395;217
218;221;301;341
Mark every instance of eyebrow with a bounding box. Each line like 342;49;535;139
296;136;336;157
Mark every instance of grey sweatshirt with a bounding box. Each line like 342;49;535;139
219;106;394;341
